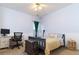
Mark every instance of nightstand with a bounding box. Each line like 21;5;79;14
67;40;76;50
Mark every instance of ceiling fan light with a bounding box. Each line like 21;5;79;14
34;8;38;11
33;5;37;8
41;4;46;7
38;6;42;10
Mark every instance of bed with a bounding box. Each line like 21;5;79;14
28;34;65;55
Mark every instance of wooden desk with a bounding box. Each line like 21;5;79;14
0;36;11;48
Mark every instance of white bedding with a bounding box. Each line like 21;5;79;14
45;37;61;55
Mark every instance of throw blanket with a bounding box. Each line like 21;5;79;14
45;38;61;55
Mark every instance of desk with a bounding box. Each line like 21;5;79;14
0;36;11;48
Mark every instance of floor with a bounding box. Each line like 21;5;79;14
0;46;25;55
0;46;79;55
51;47;79;55
0;40;78;55
0;41;25;55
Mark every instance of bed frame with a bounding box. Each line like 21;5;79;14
28;34;65;54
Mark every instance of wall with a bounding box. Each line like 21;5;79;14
0;7;34;39
41;4;79;49
0;7;3;29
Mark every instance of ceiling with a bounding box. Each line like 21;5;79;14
0;3;71;17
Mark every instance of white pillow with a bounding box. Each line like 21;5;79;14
48;33;56;38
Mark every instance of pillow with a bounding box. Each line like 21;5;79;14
57;33;62;38
48;33;58;38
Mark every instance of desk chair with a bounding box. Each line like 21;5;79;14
10;32;23;49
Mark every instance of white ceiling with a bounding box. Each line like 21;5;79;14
0;3;71;17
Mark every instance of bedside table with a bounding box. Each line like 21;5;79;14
67;40;76;50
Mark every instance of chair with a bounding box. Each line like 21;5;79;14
10;32;23;49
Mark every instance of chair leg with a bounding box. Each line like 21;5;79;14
16;41;20;49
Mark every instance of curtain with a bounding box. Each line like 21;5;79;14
34;21;39;37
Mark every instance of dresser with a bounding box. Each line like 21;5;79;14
28;36;46;54
0;36;11;48
25;40;39;55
